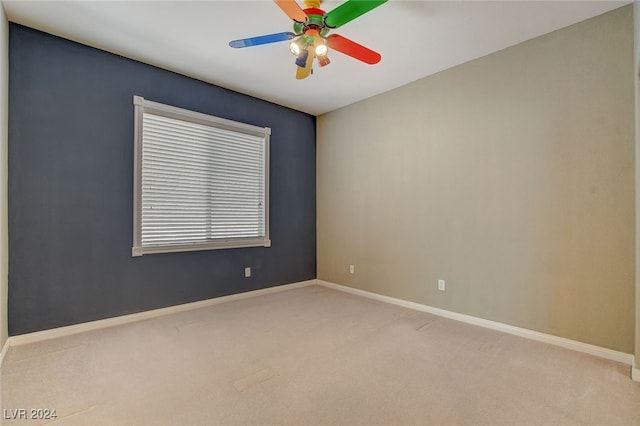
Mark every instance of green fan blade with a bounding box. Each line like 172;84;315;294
324;0;388;29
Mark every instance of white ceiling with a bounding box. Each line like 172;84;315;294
2;0;628;115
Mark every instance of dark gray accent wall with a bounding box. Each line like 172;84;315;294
8;24;316;335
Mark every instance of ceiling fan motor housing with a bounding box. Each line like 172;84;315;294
294;8;330;37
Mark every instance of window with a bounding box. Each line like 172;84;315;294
132;96;270;256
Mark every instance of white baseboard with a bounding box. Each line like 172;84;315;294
317;280;634;366
3;278;636;378
6;280;316;349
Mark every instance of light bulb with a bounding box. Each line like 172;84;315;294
315;43;328;57
289;41;301;56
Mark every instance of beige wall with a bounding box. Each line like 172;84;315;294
0;3;8;350
318;6;635;353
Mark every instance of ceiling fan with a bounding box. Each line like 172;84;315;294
229;0;388;80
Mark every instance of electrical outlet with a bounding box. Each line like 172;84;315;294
245;267;251;278
349;265;355;274
438;279;445;291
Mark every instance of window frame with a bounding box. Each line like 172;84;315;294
132;96;271;257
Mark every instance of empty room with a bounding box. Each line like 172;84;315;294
1;0;639;424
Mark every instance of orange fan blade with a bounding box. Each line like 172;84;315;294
326;34;381;64
296;46;315;80
273;0;308;23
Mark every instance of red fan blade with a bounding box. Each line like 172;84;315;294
326;34;381;64
273;0;308;23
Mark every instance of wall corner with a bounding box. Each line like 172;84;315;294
0;2;9;349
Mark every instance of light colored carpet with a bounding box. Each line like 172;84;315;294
2;285;639;425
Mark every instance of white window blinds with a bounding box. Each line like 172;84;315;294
132;96;270;256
